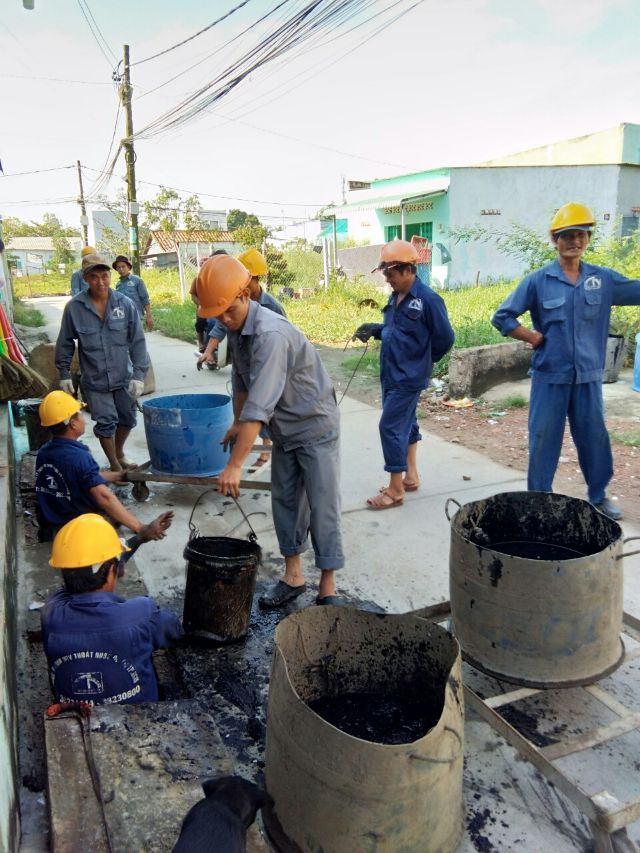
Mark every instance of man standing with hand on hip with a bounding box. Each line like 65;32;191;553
55;252;148;474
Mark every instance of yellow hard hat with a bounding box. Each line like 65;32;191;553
81;246;97;257
39;390;83;427
238;248;268;277
196;254;251;318
49;514;128;569
550;203;595;234
373;239;419;271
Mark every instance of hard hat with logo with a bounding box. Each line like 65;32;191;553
39;390;83;427
372;239;419;271
81;246;97;257
238;248;268;277
550;203;595;235
49;514;128;569
196;254;251;318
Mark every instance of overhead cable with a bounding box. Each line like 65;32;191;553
76;0;117;69
0;165;75;178
132;0;256;66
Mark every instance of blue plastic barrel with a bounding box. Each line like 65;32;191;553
634;333;640;393
142;394;233;476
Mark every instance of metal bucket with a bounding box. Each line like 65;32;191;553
264;607;464;853
142;393;232;476
447;491;640;687
19;398;50;451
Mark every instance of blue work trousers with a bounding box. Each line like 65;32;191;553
379;387;422;473
270;429;344;571
528;377;613;504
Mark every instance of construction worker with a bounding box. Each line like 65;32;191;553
197;254;344;608
55;252;147;473
41;513;182;705
35;390;174;541
492;202;640;520
70;246;96;296
190;250;228;353
113;254;153;330
353;239;455;509
197;248;286;469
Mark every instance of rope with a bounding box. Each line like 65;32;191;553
337;337;370;406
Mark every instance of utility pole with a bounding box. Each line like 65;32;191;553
76;160;89;248
121;45;140;274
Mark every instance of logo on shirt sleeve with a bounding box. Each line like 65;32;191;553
407;297;423;312
584;275;602;291
111;305;126;319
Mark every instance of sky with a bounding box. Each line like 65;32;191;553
1;0;639;238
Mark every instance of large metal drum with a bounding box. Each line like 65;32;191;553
448;491;638;688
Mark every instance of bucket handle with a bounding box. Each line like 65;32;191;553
188;489;259;543
409;725;462;765
444;498;461;522
616;536;640;560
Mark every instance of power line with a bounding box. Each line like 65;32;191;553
76;0;116;69
0;165;75;178
0;73;112;85
80;0;118;63
132;0;256;66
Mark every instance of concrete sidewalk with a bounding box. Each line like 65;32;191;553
21;295;640;851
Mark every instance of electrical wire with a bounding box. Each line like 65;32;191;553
132;0;256;66
0;73;112;85
79;0;118;64
0;165;75;178
84;100;123;200
76;0;116;70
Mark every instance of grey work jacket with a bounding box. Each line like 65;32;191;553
55;289;147;391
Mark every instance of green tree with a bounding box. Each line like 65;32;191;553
265;246;294;293
451;223;557;273
227;208;260;232
49;232;75;269
234;222;270;249
3;213;79;240
143;186;181;232
183;194;205;231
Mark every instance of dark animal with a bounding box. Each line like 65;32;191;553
172;775;273;853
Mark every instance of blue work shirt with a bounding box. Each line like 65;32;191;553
41;589;184;704
115;273;150;318
492;260;640;384
207;288;286;343
70;269;88;297
374;277;455;391
55;288;147;391
35;437;105;526
229;301;338;451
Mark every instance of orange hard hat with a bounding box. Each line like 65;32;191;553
196;255;252;318
373;239;419;271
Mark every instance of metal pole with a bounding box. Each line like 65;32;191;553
121;45;140;275
332;215;338;273
76;160;89;248
322;238;330;289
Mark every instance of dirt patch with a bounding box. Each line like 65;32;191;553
316;344;640;524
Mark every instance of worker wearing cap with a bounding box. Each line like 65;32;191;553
353;239;455;509
55;252;148;473
70;246;96;297
492;202;640;520
113;254;153;330
41;514;183;705
197;254;344;608
35;390;174;541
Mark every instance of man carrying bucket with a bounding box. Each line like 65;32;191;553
195;254;344;608
41;514;183;705
492;202;640;520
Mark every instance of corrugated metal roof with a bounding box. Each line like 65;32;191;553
145;230;235;253
326;180;449;215
7;236;83;252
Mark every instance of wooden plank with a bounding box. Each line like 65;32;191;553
124;471;271;491
592;792;640;836
540;713;640;761
408;601;452;621
485;687;543;709
585;684;633;718
622;612;640;643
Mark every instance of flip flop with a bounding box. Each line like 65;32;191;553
366;490;404;510
315;595;347;606
258;581;307;609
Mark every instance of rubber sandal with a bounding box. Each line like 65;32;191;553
315;595;347;606
366;490;404;510
258;581;307;609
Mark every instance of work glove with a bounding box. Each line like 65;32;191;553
59;379;75;396
127;379;145;400
352;323;381;343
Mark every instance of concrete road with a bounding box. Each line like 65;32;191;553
21;295;640;852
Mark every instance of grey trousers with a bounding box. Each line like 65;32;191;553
270;429;344;570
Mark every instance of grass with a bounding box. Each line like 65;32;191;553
493;394;528;409
610;431;640;447
12;299;45;327
341;348;381;376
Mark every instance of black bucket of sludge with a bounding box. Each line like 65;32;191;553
182;535;262;643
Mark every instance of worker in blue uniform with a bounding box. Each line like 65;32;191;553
196;254;344;608
41;514;182;705
70;246;96;296
113;254;153;330
353;239;455;509
35;390;174;542
55;252;148;473
492;202;640;520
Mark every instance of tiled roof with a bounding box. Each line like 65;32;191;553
7;236;83;252
144;230;235;254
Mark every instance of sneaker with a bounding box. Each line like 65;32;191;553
592;498;623;520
